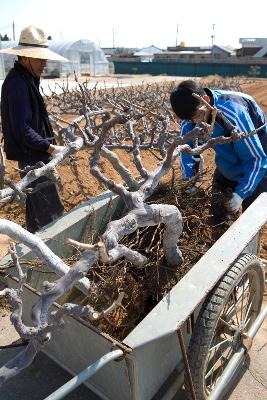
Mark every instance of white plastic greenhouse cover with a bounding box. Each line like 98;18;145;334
0;41;5;79
0;39;109;77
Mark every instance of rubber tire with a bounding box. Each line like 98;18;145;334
186;253;264;400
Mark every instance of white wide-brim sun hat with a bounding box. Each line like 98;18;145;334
0;25;68;62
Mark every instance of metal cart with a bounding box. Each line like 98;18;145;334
1;191;266;400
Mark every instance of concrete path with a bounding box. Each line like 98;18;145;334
0;348;98;400
227;301;267;400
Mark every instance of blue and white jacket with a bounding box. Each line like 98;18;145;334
180;89;267;199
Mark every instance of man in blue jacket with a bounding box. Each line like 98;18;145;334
0;25;68;232
170;80;267;230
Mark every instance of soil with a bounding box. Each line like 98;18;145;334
1;76;267;258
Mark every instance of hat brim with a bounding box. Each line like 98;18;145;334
0;46;68;61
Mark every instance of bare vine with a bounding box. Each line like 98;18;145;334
0;78;261;384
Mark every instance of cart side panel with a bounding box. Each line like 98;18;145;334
124;193;267;400
1;191;124;294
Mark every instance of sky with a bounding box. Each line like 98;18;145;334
0;0;266;50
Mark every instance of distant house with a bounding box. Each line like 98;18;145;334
212;45;235;58
156;49;212;61
237;38;267;58
134;45;163;62
164;45;235;60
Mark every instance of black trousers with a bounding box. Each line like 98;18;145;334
19;161;64;233
210;168;267;227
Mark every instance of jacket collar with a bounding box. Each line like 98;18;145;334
14;61;40;87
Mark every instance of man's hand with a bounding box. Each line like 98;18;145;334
225;192;243;214
48;145;66;157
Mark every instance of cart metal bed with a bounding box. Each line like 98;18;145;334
1;191;266;400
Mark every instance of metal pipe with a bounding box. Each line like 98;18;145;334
44;349;123;400
208;305;267;400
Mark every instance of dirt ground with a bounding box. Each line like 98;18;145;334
1;76;267;258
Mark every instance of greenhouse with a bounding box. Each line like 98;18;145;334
0;43;5;79
0;39;109;77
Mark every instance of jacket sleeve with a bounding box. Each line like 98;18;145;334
232;108;267;199
179;121;199;179
7;78;51;152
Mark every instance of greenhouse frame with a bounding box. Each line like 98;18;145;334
0;39;109;77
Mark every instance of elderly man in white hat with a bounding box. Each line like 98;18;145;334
0;25;68;233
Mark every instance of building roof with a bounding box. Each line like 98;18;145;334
134;45;163;56
213;44;236;55
239;38;267;47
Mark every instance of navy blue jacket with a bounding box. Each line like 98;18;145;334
1;62;54;163
180;89;267;199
